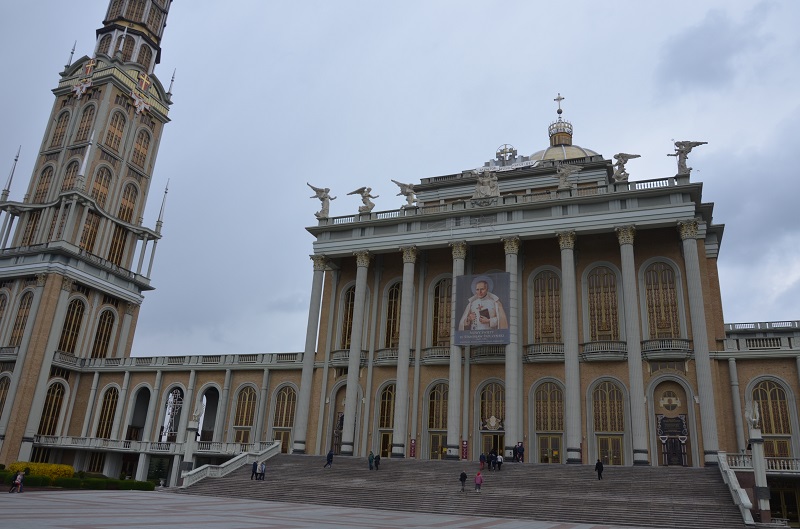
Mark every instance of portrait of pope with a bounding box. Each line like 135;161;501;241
458;276;509;331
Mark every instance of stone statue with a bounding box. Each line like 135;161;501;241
391;179;416;208
612;153;641;182
556;163;583;189
745;401;761;430
668;141;707;175
308;183;336;219
472;171;500;199
348;186;380;214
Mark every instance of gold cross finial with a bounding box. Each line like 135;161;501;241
554;93;565;112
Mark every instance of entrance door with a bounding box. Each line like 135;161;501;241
379;432;393;457
539;435;562;464
770;488;799;526
665;437;684;466
429;432;446;459
597;435;623;465
481;433;504;458
274;430;291;453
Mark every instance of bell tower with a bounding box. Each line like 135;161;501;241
0;0;173;462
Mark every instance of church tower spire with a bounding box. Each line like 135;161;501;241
0;0;175;463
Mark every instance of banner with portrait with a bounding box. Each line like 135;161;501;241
454;272;511;345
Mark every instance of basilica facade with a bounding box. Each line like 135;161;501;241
0;0;798;523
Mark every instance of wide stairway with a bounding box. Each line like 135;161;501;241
178;455;747;529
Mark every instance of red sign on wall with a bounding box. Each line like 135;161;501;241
461;440;468;460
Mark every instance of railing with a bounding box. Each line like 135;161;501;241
201;355;221;364
745;337;782;349
53;350;84;367
374;348;398;365
524;342;565;362
0;346;19;359
580;341;627;361
181;441;281;488
275;353;300;363
33;435;182;454
330;350;367;366
717;452;755;526
766;457;800;472
470;345;505;362
641;338;692;360
422;347;450;363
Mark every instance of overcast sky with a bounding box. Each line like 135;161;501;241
1;1;798;356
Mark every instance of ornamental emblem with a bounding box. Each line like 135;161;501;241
83;58;96;77
481;415;504;431
137;71;152;93
73;78;93;99
130;89;150;114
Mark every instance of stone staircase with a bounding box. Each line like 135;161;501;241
178;455;748;529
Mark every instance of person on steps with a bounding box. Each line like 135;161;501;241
324;449;334;468
459;470;467;492
595;459;604;480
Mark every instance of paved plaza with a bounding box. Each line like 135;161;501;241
1;489;673;529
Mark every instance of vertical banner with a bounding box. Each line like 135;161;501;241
461;440;469;460
454;272;511;345
409;438;416;458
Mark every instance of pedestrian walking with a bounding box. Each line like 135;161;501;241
251;461;258;480
258;461;266;480
368;450;375;470
496;453;503;471
374;454;381;470
8;472;23;493
459;470;467;492
479;452;486;470
595;459;604;480
517;442;525;463
324;449;334;468
474;471;483;492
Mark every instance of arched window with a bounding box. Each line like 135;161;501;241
0;293;7;332
125;0;146;21
432;278;451;347
37;382;66;436
33;167;53;203
20;210;41;246
75;105;95;142
131;130;150;169
480;382;505;428
146;6;163;33
535;382;564;432
107;184;137;266
533;270;561;342
273;386;297;453
114;35;135;61
233;387;257;443
593;380;625;466
161;387;183;442
753;380;792;457
8;291;33;347
104;111;125;152
97;34;113;56
384;282;401;348
57;299;86;354
0;376;10;422
62;161;79;191
136;44;153;71
587;266;619;341
91;167;112;208
91;310;116;358
428;383;448;430
108;0;123;19
340;286;355;350
80;211;101;252
645;262;680;339
95;387;119;438
378;384;395;457
50;112;70;148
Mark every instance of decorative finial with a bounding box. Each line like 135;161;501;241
2;146;21;201
66;41;77;68
554;92;565;116
76;131;94;190
167;69;176;95
157;179;169;223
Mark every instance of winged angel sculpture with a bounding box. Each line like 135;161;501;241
668;141;707;175
612;153;641;182
556;163;583;189
392;180;416;208
308;183;336;219
348;186;380;214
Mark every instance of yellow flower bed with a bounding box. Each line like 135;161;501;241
8;462;74;479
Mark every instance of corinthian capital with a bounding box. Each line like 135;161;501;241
61;277;74;292
311;254;328;271
354;250;372;268
450;241;467;260
502;236;520;255
677;219;699;240
400;246;418;264
615;225;636;246
556;230;576;250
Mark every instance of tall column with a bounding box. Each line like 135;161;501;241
558;231;582;464
341;250;371;456
80;372;101;437
728;358;746;452
114;303;136;358
293;255;327;454
615;225;649;465
446;241;466;460
254;368;270;445
111;371;131;440
214;369;232;443
391;246;417;458
142;370;163;442
18;276;75;461
502;237;521;458
678;219;719;465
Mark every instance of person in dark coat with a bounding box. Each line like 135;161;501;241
517;442;525;463
459;470;468;492
595;459;604;480
479;452;486;470
251;461;258;479
374;454;381;470
324;449;334;468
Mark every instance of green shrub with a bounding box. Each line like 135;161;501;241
0;463;5;470
8;462;73;480
81;478;107;490
22;475;51;487
53;477;82;489
131;480;155;491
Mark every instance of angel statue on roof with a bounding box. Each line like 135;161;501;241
556;163;583;190
348;186;380;214
308;183;336;219
391;180;417;208
668;140;707;175
612;153;641;183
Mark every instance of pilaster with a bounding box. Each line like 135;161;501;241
392;246;417;458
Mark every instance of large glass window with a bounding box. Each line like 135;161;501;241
95;387;119;438
384;282;401;348
80;211;101;252
644;262;680;338
535;382;564;432
37;382;66;436
132;130;150;168
0;376;10;422
428;383;447;429
593;381;624;433
233;387;257;443
105;112;125;152
432;278;451;347
587;267;619;341
75;106;95;142
91;168;112;208
50;112;70;148
20;210;41;246
340;286;355;350
8;292;34;347
533;270;561;342
33;167;53;203
753;380;792;457
90;310;115;358
57;299;86;354
62;161;79;191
